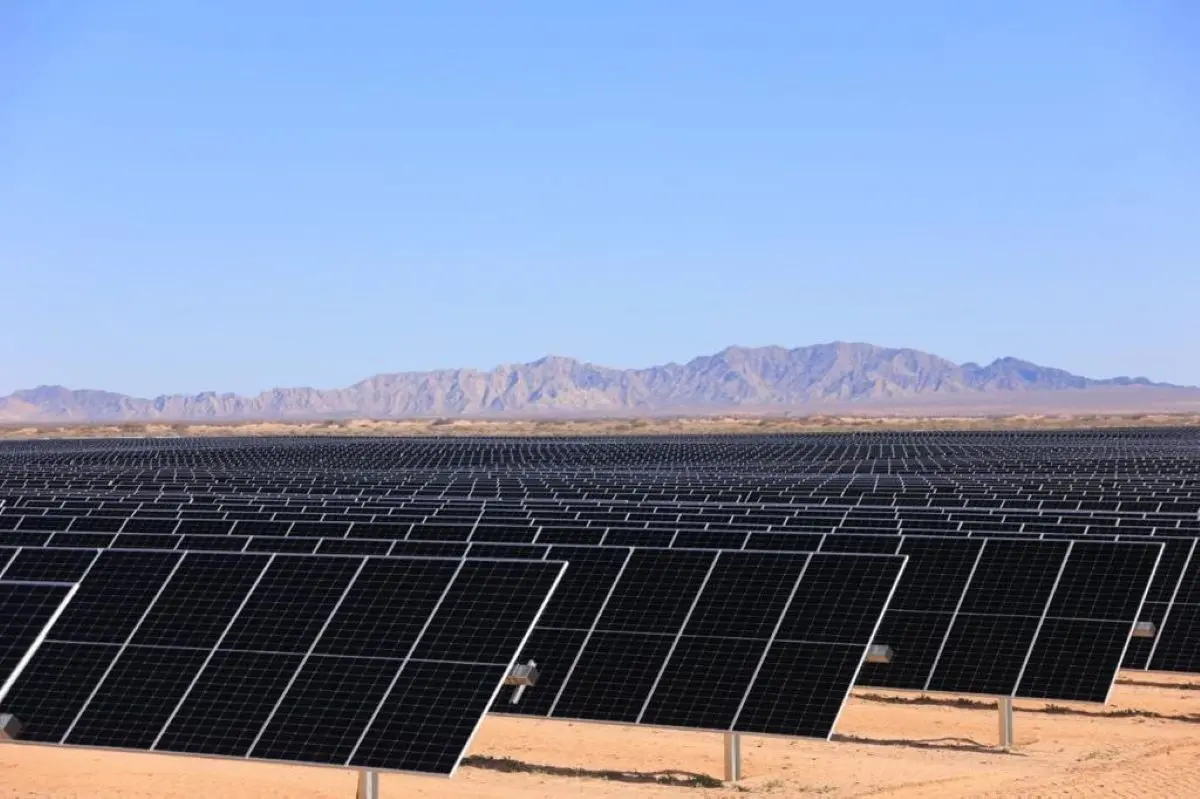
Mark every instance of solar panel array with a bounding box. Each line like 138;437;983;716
1;430;1196;775
0;548;565;775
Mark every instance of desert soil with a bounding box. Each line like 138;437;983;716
3;673;1199;798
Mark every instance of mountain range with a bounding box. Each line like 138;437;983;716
1;342;1195;423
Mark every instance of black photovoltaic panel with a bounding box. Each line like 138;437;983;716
0;548;564;776
1017;540;1165;698
923;538;1071;696
497;549;907;739
857;538;1161;701
0;581;77;698
743;531;1176;682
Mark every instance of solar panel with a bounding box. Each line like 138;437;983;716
858;538;1161;701
0;548;565;776
496;548;907;739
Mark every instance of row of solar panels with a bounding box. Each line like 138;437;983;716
12;471;1194;483
8;453;1195;467
11;460;1193;473
6;441;1195;460
7;491;1200;665
0;534;1162;776
4;433;1194;449
9;485;1200;521
2;515;1196;547
4;494;1199;593
13;435;1187;448
2;515;1194;547
9;501;1200;532
3;432;1196;463
6;461;1198;477
10;492;1200;513
11;487;1200;512
6;496;1200;534
1;547;904;778
7;477;1200;506
7;451;1194;467
3;523;1190;673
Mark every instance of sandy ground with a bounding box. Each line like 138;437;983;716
3;413;1200;439
4;673;1200;798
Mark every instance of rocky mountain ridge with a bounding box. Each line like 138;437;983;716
0;342;1187;422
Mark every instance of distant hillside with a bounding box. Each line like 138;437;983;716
1;342;1194;422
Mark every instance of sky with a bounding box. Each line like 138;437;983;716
1;1;1197;397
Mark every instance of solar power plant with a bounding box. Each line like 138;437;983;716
0;547;566;776
1;430;1199;784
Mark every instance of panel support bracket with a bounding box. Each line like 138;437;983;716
723;732;742;782
997;696;1014;750
504;660;539;705
356;769;379;799
503;660;539;687
0;714;23;742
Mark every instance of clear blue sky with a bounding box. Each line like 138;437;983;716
1;1;1197;397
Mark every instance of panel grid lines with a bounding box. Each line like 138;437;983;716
546;549;635;716
149;554;278;749
1010;541;1075;695
633;553;721;723
343;557;468;765
243;556;371;758
921;541;987;693
727;553;812;730
59;554;188;743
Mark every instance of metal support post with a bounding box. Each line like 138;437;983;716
723;732;743;782
997;696;1014;750
356;770;379;799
